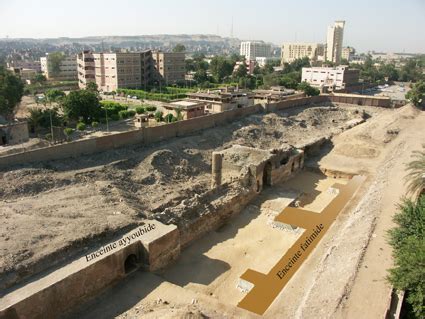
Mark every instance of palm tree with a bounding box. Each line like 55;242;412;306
405;145;425;196
27;108;43;135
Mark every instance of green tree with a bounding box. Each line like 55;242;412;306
194;69;209;83
33;73;47;84
61;90;101;123
405;145;425;195
406;81;425;107
388;195;425;318
297;81;320;96
48;52;65;76
172;44;186;53
0;66;24;119
209;56;234;82
86;82;99;94
234;64;248;79
45;89;65;103
154;111;163;122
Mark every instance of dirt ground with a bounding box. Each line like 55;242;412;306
65;104;425;318
1;103;365;288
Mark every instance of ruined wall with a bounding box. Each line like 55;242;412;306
0;94;388;169
0;122;29;145
0;243;140;319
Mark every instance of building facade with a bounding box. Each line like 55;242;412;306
240;41;272;61
342;47;356;62
77;51;154;92
151;51;186;85
6;60;41;72
281;43;325;64
301;66;359;91
162;100;206;120
40;54;78;81
187;87;253;113
326;21;345;64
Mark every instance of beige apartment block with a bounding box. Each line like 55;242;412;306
326;20;345;64
77;51;154;92
342;47;356;62
281;43;325;64
40;54;78;81
151;51;186;85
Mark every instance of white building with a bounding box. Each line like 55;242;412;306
301;66;359;91
240;41;272;61
326;21;345;64
41;53;78;81
255;57;280;67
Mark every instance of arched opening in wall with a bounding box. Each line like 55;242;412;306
124;254;138;274
280;156;289;166
291;161;295;172
263;162;272;187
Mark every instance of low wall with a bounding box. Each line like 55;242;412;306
0;222;179;319
0;94;389;169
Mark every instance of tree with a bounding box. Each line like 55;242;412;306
0;66;24;120
234;64;248;79
61;90;101;123
172;44;186;53
86;82;99;94
45;89;65;103
406;81;425;107
388;195;425;318
194;69;209;83
405;145;425;195
48;52;65;76
209;56;234;82
154;111;163;122
33;73;47;84
297;81;320;96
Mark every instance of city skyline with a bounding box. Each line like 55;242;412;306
1;0;425;53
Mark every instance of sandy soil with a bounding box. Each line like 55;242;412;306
67;104;424;318
0;104;362;287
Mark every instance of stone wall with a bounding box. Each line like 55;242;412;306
0;94;389;169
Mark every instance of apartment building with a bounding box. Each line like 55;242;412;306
6;60;41;72
77;51;154;92
281;43;325;64
240;41;272;61
40;54;78;81
342;47;356;62
301;66;359;91
326;21;345;64
151;51;186;84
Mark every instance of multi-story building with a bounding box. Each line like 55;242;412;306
77;51;154;92
240;41;272;61
281;43;325;64
151;51;186;84
187;87;253;113
8;67;37;82
342;47;356;62
6;60;41;72
301;66;359;91
326;21;345;64
40;54;78;81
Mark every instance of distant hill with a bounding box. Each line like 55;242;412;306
0;34;244;55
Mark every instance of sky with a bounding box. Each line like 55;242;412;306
1;0;425;53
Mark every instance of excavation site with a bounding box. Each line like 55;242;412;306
1;95;424;319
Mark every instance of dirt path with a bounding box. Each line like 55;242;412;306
334;106;425;318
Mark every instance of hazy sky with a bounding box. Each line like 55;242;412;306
1;0;425;53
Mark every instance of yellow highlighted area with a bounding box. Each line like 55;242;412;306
238;175;365;315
